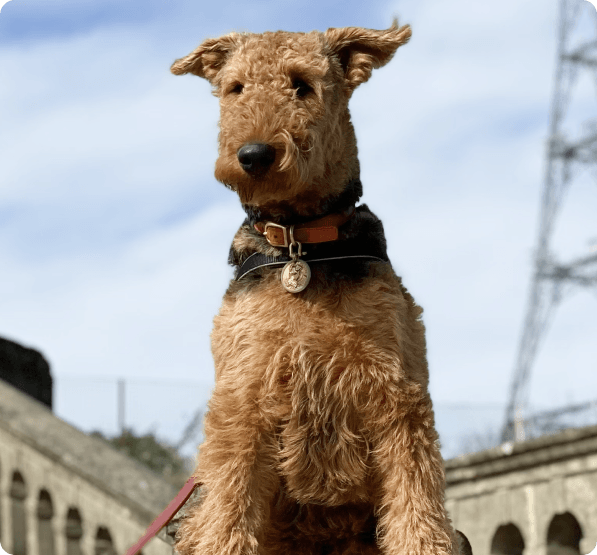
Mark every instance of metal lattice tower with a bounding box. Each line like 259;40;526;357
501;0;597;444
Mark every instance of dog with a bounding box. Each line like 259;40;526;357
171;21;468;555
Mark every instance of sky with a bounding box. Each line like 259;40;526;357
0;0;596;461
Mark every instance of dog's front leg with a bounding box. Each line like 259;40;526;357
367;383;459;555
176;390;278;555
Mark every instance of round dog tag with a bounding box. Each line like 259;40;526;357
281;259;311;293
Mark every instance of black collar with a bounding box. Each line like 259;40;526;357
236;252;386;281
233;203;391;282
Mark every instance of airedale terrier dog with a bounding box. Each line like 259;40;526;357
171;21;469;555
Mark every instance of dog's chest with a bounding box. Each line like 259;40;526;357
211;272;407;504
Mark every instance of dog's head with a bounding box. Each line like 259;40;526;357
171;22;410;219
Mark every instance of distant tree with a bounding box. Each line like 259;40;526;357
90;428;193;489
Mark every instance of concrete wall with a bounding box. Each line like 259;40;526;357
445;427;597;555
0;424;174;555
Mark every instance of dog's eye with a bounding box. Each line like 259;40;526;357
292;79;312;98
230;83;244;95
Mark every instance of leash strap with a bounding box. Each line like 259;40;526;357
124;478;200;555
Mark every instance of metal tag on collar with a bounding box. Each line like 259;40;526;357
281;229;311;293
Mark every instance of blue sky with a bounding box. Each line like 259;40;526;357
1;0;596;460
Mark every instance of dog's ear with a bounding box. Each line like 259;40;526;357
324;20;411;93
170;33;240;84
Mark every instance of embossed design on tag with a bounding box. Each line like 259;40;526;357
281;259;311;293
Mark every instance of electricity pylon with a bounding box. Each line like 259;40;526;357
501;0;597;443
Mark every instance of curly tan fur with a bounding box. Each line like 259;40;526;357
171;21;465;555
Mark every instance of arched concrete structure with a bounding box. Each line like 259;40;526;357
445;425;597;555
0;379;178;555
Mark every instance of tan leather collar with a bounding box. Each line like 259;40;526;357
254;207;355;248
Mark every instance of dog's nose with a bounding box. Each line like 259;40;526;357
237;143;276;176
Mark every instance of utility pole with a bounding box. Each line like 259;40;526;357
118;378;126;435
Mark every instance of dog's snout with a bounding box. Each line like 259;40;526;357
237;143;276;175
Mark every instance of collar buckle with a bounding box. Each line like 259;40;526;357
262;222;291;247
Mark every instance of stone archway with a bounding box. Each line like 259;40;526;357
546;512;583;555
95;526;116;555
491;523;525;555
10;471;27;555
37;489;55;555
66;507;83;555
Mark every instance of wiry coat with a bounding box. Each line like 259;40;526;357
170;22;463;555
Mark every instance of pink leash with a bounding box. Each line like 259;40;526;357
125;478;200;555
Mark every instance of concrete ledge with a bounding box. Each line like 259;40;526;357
445;424;597;485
